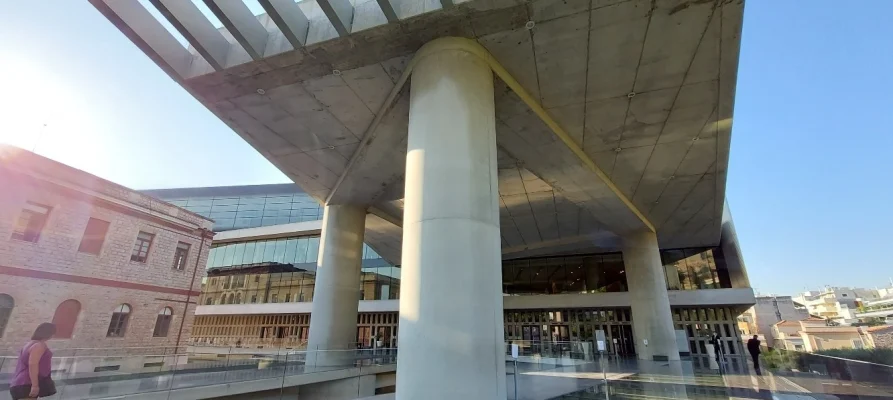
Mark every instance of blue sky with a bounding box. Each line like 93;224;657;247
1;2;890;295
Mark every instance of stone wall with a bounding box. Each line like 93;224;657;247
0;165;210;351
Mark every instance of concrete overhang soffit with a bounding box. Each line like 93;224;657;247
326;37;656;233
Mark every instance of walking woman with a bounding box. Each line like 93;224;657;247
9;323;57;399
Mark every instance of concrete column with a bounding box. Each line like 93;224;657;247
396;41;506;399
623;230;680;361
307;204;366;367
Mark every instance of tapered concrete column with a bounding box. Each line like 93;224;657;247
623;230;680;361
307;204;366;367
396;40;506;399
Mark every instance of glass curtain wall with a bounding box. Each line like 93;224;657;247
502;254;627;295
503;247;732;295
165;193;323;231
660;248;728;290
201;237;399;304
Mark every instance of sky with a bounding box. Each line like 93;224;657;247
1;1;891;296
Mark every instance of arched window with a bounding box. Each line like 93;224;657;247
0;294;13;338
51;299;81;339
227;293;234;304
106;304;131;337
235;293;242;304
205;297;214;305
153;307;173;337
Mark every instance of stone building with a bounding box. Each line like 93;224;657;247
0;146;213;352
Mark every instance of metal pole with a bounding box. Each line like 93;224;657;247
513;359;519;400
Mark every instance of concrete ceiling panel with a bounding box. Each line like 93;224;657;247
556;209;580;238
479;28;541;101
498;168;526;196
657;80;717;144
586;0;650;101
303;74;374;138
526;190;556;217
520;169;553;193
501;193;534;217
621;87;676;148
658;173;703;199
304;147;350;176
327;90;410;205
340;63;396;112
502;224;526;247
638;140;691;182
528;0;590;22
683;7;720;86
633;0;715;93
609;145;653;193
275;152;341;188
512;214;543;244
547;103;585;146
380;55;411;83
675;137;716;177
583;96;627;153
588;150;617;177
531;11;590;108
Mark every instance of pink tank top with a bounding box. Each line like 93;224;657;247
11;341;52;387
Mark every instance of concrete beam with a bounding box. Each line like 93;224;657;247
258;0;310;48
204;0;269;60
91;0;193;78
150;0;230;71
317;0;354;37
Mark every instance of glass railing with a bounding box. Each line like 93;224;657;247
0;346;396;400
761;348;893;399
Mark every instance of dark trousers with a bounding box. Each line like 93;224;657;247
750;352;760;371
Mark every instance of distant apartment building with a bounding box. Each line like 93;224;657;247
0;146;214;351
738;296;809;346
793;287;884;325
773;318;867;352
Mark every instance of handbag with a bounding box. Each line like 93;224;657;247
9;376;56;399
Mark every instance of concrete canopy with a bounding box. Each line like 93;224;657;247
91;0;743;264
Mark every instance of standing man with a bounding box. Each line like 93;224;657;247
747;335;762;374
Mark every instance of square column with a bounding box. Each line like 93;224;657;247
396;42;506;399
623;230;680;361
307;204;366;367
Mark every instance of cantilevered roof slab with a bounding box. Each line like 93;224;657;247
91;0;743;263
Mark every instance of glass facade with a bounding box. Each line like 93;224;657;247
503;247;732;295
164;193;323;232
502;254;627;295
200;236;400;305
660;248;730;290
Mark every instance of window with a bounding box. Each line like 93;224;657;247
285;293;291;302
235;293;242;304
51;300;81;339
205;297;213;305
153;307;173;337
172;242;190;270
226;294;234;304
11;202;51;242
106;304;131;337
131;232;154;263
0;294;13;337
251;295;257;303
77;218;110;255
271;294;278;303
